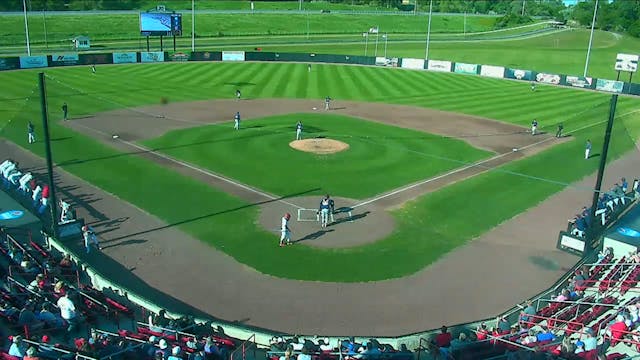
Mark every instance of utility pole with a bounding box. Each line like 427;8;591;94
521;0;526;16
191;0;195;51
38;73;58;238
22;0;31;56
424;0;433;60
583;0;599;77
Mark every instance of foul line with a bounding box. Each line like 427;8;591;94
72;122;304;210
353;106;640;209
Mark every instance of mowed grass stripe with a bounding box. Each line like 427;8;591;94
258;63;297;98
243;63;283;98
367;68;414;100
339;66;377;100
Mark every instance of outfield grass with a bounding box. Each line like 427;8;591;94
0;62;639;281
142;113;491;199
0;12;496;47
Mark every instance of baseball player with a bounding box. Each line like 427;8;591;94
308;64;312;73
234;112;241;130
530;81;536;92
555;123;563;138
324;96;332;111
27;121;35;144
236;89;241;100
280;213;292;247
318;195;331;228
90;64;96;74
62;103;68;121
585;139;592;160
531;119;538;136
82;225;101;253
296;121;303;140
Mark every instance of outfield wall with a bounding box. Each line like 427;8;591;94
0;50;637;96
0;50;616;348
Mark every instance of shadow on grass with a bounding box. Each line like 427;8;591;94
294;229;335;243
223;82;256;87
105;187;321;242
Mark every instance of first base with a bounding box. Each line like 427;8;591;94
312;107;317;110
112;135;119;139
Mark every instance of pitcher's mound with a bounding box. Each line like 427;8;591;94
290;138;349;154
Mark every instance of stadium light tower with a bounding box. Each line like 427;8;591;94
583;0;599;77
424;0;433;60
191;0;195;51
22;0;31;56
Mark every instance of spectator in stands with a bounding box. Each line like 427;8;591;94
497;316;511;333
450;333;469;351
23;346;40;360
8;335;27;358
622;178;629;193
536;327;556;342
574;340;585;354
27;273;46;291
297;347;312;360
37;302;63;328
144;335;159;358
186;337;198;351
59;254;73;268
21;259;39;274
521;329;538;345
18;301;45;331
558;336;575;355
519;300;536;327
54;281;66;296
604;314;628;344
57;291;78;337
168;346;182;360
204;336;222;358
583;329;598;351
157;339;171;359
555;289;570;302
318;339;333;352
476;322;489;340
342;337;358;355
433;326;452;358
149;309;170;332
279;345;294;360
18;172;33;193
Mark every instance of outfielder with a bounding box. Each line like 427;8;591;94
236;89;241;100
62;103;68;121
296;121;303;140
234;112;241;130
27;121;35;144
531;119;538;136
280;213;292;247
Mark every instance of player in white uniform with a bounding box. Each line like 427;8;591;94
280;213;292;247
234;112;240;130
82;225;101;253
296;121;303;140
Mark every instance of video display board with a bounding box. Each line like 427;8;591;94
140;12;182;36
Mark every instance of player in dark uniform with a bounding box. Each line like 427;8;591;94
236;89;241;100
556;123;563;138
62;103;68;121
27;121;35;144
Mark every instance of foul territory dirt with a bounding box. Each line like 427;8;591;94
38;98;588;336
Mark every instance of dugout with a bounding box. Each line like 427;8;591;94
601;203;640;256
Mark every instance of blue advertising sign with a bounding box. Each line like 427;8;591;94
51;53;80;66
0;210;24;220
617;227;640;238
19;55;48;69
113;52;138;64
140;51;165;63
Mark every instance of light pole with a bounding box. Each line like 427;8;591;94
191;0;195;51
583;0;599;77
22;0;31;56
374;26;379;57
521;0;526;16
299;0;302;11
463;11;466;36
424;0;433;60
363;32;369;56
383;33;388;58
42;1;48;50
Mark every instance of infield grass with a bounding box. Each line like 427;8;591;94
1;63;639;281
142;113;491;199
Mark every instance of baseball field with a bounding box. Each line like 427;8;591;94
2;9;640;333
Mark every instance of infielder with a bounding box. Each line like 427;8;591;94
296;121;303;140
280;213;292;247
317;195;335;228
82;225;101;253
585;139;592;160
236;89;241;100
27;121;35;144
324;96;332;111
234;112;241;130
62;103;68;121
531;119;538;136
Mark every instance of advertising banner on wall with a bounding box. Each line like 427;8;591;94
565;76;593;88
113;52;137;64
454;62;478;75
51;53;79;66
169;51;191;62
506;68;534;81
0;57;20;71
190;51;221;61
536;72;561;85
375;57;398;67
480;65;505;78
596;79;624;93
140;51;165;63
427;60;452;72
615;53;639;72
19;55;48;69
222;51;245;61
400;58;424;70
